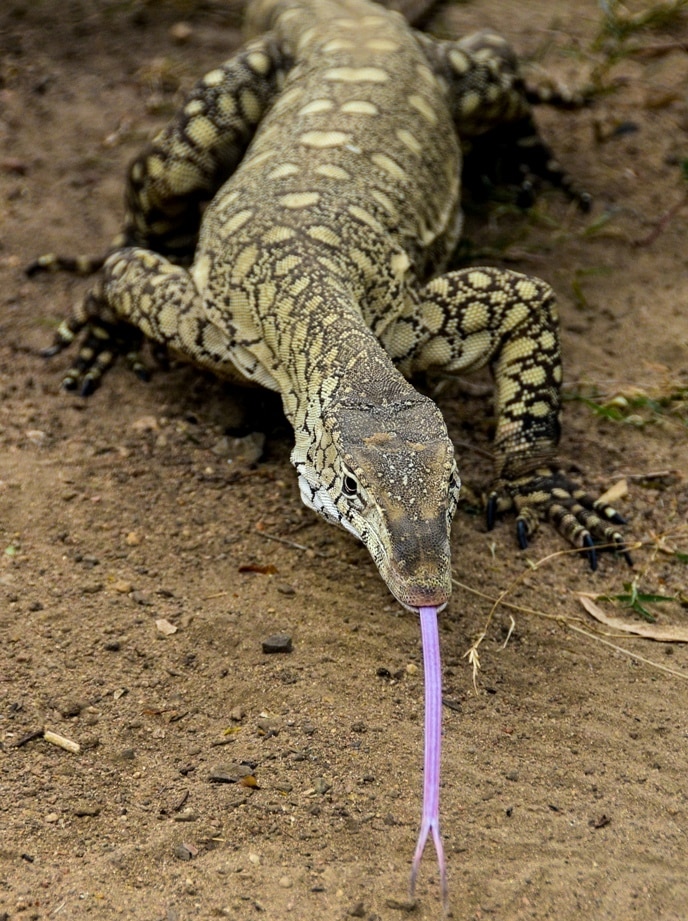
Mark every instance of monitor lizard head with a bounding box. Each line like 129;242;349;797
293;392;460;610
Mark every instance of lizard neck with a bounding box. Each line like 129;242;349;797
280;291;415;467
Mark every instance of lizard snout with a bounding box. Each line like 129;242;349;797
382;516;452;609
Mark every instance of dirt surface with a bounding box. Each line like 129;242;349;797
1;2;688;919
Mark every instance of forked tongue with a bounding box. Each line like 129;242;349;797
410;605;448;910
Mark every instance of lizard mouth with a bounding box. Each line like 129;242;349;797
402;600;448;615
382;562;452;612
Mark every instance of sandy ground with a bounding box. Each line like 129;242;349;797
1;2;687;919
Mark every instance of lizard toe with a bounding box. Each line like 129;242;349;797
581;533;597;571
516;517;529;550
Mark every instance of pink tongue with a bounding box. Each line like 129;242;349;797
409;605;448;909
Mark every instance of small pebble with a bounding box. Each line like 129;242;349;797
104;640;121;652
1;156;28;175
208;763;254;784
45;812;59;823
169;21;193;44
385;897;417;912
174;843;195;861
348;902;366;918
81;582;103;595
262;633;292;654
131;416;158;433
229;706;244;722
313;777;331;795
131;591;152;606
505;770;520;782
278;876;292;889
173;810;198;823
113;580;133;594
56;699;83;718
73;803;101;817
212;431;265;464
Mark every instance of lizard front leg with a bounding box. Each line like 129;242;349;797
37;35;290;391
384;267;627;568
58;248;250;394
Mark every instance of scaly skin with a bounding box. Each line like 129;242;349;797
33;0;626;608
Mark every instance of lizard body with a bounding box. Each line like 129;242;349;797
35;0;626;608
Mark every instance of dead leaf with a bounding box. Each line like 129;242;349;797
597;478;628;506
590;813;612;829
238;563;278;575
239;774;259;789
577;595;688;642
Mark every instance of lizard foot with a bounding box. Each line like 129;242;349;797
26;252;107;278
462;115;591;212
42;311;149;396
486;466;632;571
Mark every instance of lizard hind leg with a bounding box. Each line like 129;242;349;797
429;27;592;210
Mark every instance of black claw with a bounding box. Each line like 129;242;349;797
41;344;63;359
516;519;529;550
486;495;497;531
134;366;151;382
582;534;597;572
80;377;97;397
62;376;78;392
623;550;634;567
608;511;627;525
578;192;592;213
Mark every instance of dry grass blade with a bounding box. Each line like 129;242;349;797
463;634;484;692
577;594;688;642
453;566;688;682
564;624;688;680
455;544;626;681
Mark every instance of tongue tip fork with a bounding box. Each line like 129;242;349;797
409;605;450;913
410;814;449;911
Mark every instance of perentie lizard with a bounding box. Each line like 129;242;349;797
31;0;627;610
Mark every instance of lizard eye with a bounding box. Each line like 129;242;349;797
342;475;358;497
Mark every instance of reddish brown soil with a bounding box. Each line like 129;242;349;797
1;2;687;919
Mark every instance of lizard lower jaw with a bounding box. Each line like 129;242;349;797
386;578;451;612
401;600;448;615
